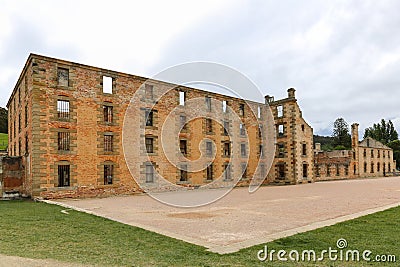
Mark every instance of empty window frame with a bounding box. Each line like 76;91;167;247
278;124;284;136
336;164;340;176
25;105;28;126
104;164;113;185
205;96;211;111
223;163;231;180
222;100;227;113
145;109;153;126
145;84;154;99
371;149;374;158
58;132;70;151
371;163;374;173
57;68;69;87
302;143;307;156
363;149;367;157
179;91;185;106
277;105;283;117
278;143;285;158
206;164;213;181
206;141;213;156
316;165;320;176
364;162;367;173
223;142;231;157
327;165;331;176
103;105;113;123
145;163;155;183
278;163;285;178
377;162;380;172
180;139;187;155
240;143;246;157
58;165;70;187
206;118;213;133
180;115;187;130
180;164;188;181
377;150;380;158
239;123;246;136
303;164;308;178
102;76;113;94
223;121;229;136
57;100;70;119
145;137;154;153
345;165;349;176
18;114;21;132
104;134;113;152
239;103;245;116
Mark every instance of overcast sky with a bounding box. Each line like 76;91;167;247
1;0;399;136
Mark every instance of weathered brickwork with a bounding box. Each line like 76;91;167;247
265;89;314;185
315;123;397;181
7;54;314;198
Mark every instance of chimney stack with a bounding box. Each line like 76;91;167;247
288;88;296;98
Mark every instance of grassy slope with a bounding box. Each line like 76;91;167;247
0;200;398;266
0;133;7;150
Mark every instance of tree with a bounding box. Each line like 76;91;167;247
388;140;400;170
363;119;398;145
332;118;351;149
0;107;7;133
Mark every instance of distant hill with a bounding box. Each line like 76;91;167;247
313;135;335;151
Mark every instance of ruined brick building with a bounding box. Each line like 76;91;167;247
6;54;314;198
315;123;397;181
6;54;398;199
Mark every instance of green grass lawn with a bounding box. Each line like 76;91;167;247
0;200;398;266
0;133;7;150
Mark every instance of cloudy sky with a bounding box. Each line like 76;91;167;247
1;0;399;136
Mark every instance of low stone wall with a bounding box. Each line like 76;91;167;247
1;156;24;195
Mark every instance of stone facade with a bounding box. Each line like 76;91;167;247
7;54;314;198
315;123;397;181
266;89;314;185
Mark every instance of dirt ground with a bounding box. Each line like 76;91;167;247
53;177;400;254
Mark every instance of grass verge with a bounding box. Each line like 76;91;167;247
0;133;7;150
0;200;398;266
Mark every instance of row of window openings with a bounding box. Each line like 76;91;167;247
145;138;257;157
9;135;29;156
58;69;114;94
57;100;113;123
180;92;263;118
59;161;264;186
10;76;28;117
57;164;114;187
316;164;349;177
58;68;265;118
145;163;243;183
10;105;29;140
58;133;113;152
363;162;390;173
363;149;390;159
